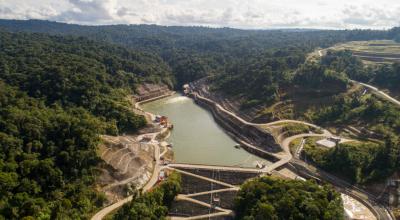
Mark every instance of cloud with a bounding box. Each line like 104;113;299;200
1;0;400;29
52;0;118;23
340;4;400;28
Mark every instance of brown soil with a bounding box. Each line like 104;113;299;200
96;131;157;204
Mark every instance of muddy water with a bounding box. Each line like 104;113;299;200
142;94;271;168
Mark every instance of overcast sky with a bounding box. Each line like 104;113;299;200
1;0;400;29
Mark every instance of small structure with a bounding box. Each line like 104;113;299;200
316;137;341;148
183;84;190;95
295;176;306;182
158;170;165;181
154;115;162;123
255;161;265;169
160;116;168;125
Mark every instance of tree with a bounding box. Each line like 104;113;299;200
234;176;343;220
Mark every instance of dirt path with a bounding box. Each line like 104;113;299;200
92;140;163;220
171;195;234;220
318;49;400;107
91;95;173;220
168;167;238;189
184;188;238;197
192;92;333;174
353;80;400;107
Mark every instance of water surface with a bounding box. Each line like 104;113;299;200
142;94;271;167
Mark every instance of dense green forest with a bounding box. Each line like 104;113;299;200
0;19;393;88
0;31;176;134
113;172;181;220
0;82;105;219
234;176;343;220
0;31;174;219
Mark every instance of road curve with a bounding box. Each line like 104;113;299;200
318;49;400;107
352;80;400;107
194;88;392;220
171;195;233;220
91;95;173;220
92;143;163;220
192;92;331;137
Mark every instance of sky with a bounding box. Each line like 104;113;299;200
0;0;400;29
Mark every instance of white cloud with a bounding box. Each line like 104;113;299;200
0;0;400;29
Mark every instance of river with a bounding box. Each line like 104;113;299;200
142;93;271;168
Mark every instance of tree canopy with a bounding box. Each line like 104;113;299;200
113;172;181;220
0;30;174;219
234;176;344;220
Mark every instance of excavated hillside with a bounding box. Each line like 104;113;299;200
96;133;156;204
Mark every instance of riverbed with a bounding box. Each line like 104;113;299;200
142;94;271;168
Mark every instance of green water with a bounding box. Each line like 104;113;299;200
142;94;271;167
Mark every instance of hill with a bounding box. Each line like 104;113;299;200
234;176;343;220
0;19;392;87
0;31;172;219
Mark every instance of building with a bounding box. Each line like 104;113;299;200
316;137;341;148
158;170;165;181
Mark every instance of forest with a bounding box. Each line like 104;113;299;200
0;19;400;218
234;176;344;220
0;31;173;219
0;19;393;88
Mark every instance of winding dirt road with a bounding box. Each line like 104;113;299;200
91;98;167;220
352;80;400;107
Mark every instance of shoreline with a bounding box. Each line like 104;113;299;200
188;92;281;162
141;91;279;166
91;92;175;220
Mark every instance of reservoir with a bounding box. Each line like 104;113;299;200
142;94;271;167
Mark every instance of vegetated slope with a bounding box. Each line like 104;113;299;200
321;50;400;91
0;31;172;219
0;31;174;133
0;82;105;219
0;19;392;87
234;176;343;220
289;51;400;184
113;172;181;220
210;45;400;185
209;47;352;122
306;93;400;184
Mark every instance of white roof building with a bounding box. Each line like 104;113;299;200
316;139;337;148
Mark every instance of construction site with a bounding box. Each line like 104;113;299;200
92;81;395;220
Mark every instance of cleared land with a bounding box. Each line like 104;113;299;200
328;40;400;64
96;134;156;204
